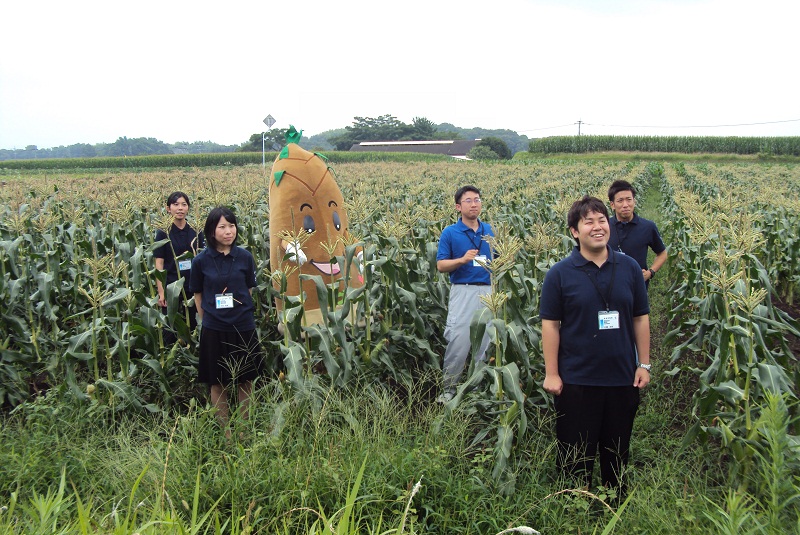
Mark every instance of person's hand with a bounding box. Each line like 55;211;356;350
543;374;563;396
356;250;364;273
158;294;167;308
634;368;650;388
355;250;375;275
285;241;307;265
461;249;479;264
642;268;652;281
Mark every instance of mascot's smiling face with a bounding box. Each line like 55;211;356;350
296;196;344;275
269;131;360;318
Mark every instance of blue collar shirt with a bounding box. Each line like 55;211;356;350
436;218;494;284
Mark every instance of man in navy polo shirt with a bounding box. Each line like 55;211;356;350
607;180;667;287
540;195;651;493
436;185;494;402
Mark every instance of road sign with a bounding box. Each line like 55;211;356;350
263;115;276;128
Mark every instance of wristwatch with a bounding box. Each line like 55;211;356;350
648;268;656;278
638;363;652;372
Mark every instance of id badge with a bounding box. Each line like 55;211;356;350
473;254;488;267
215;293;234;309
178;259;192;271
598;310;620;330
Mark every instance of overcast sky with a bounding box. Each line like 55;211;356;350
1;0;798;150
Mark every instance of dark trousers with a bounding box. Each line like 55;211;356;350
554;384;640;490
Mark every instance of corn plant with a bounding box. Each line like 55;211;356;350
659;162;800;502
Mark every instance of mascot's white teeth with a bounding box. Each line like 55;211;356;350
311;260;340;275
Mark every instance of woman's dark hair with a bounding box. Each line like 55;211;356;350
166;191;191;207
204;206;238;250
454;185;480;204
567;196;609;244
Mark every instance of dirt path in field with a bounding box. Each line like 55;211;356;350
638;180;698;429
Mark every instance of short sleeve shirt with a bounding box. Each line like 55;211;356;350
154;223;204;286
539;246;649;386
436;219;494;284
608;214;666;270
189;246;257;331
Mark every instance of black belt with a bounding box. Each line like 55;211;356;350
454;283;490;286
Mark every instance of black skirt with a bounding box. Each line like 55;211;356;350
197;327;264;385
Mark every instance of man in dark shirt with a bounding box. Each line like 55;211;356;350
540;195;651;494
607;180;667;286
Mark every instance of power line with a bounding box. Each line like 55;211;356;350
517;123;577;133
518;118;800;134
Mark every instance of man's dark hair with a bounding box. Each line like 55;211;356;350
204;206;238;250
567;196;609;244
608;180;636;202
454;185;480;204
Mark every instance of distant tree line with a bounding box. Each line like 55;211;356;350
2;115;532;161
242;115;529;156
437;123;529;155
467;137;513;160
326;115;452;150
0;137;239;161
238;115;450;153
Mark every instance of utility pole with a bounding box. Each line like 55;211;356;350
577;120;582;136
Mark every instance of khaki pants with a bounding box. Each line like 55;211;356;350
442;284;491;391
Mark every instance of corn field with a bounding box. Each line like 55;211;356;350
657;160;800;489
0;159;798;487
0;151;453;170
529;135;800;156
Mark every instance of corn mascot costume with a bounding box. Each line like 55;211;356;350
269;126;364;329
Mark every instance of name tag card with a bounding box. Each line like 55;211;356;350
178;260;192;271
215;293;234;309
473;255;488;267
598;310;620;330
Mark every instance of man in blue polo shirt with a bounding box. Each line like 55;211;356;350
607;180;667;287
540;195;651;494
436;185;494;402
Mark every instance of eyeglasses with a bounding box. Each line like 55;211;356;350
460;198;482;205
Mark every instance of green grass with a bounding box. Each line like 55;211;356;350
0;371;733;534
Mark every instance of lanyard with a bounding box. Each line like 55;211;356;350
614;220;632;252
212;251;235;293
582;250;616;310
464;223;484;252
